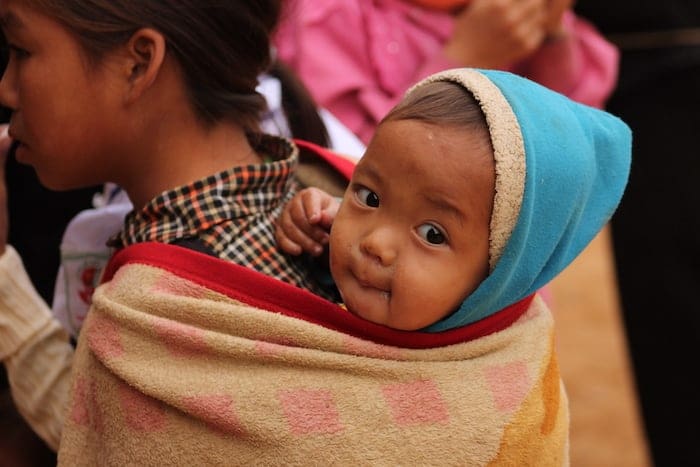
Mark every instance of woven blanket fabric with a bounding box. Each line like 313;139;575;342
58;243;568;466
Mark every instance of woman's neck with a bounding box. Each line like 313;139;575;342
107;54;264;210
121;118;262;209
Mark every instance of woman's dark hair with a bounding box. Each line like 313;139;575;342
25;0;282;131
268;59;330;147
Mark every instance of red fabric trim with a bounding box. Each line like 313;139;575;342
294;139;356;181
103;242;533;349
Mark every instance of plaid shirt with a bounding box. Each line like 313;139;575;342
108;134;334;299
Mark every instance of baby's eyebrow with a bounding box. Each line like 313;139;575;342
352;161;382;185
423;193;466;225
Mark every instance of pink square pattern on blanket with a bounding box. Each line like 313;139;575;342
255;339;298;358
484;361;531;413
278;388;344;435
152;316;212;358
70;377;104;433
151;272;209;299
87;313;124;360
381;380;450;426
342;335;405;360
118;382;168;432
70;377;91;427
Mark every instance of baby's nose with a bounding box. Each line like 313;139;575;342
359;227;397;267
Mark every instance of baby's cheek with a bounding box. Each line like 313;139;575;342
328;224;352;267
328;242;342;278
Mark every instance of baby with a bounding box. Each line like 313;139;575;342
277;68;632;332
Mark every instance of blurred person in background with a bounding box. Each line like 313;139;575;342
574;1;700;465
276;0;619;144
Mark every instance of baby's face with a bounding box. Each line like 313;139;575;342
329;119;495;330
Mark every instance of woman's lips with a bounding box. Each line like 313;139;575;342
7;129;25;152
7;126;20;142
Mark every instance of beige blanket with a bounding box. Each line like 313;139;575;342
58;243;568;466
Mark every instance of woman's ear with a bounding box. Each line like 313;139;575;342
123;28;166;103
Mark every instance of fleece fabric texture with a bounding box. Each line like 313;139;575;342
57;243;568;466
419;69;631;331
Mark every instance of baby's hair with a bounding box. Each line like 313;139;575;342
384;80;489;132
24;0;281;131
383;80;494;171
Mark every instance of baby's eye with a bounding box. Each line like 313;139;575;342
355;187;380;208
417;223;446;245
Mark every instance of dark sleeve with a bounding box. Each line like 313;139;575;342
169;237;218;257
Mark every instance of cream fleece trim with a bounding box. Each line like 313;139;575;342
407;69;526;270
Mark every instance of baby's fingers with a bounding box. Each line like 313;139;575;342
299;188;327;224
275;230;303;256
277;207;327;256
289;195;330;245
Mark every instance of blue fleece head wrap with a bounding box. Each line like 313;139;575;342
419;69;631;332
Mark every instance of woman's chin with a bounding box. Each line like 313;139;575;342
34;170;92;192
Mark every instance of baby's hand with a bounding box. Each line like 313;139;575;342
276;187;340;257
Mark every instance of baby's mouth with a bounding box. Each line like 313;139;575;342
350;262;392;298
356;278;391;300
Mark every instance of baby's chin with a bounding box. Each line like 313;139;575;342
339;289;431;331
340;289;458;331
337;288;361;318
338;288;384;323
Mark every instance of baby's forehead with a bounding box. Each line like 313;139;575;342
414;127;495;185
360;120;495;188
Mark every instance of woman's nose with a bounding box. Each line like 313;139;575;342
359;227;397;267
0;63;18;111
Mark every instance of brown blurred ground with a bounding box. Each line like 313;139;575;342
550;225;651;466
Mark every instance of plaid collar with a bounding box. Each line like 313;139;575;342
108;134;337;300
108;134;297;249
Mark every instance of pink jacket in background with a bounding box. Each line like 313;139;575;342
276;0;619;143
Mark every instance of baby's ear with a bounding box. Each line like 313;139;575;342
122;28;167;102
